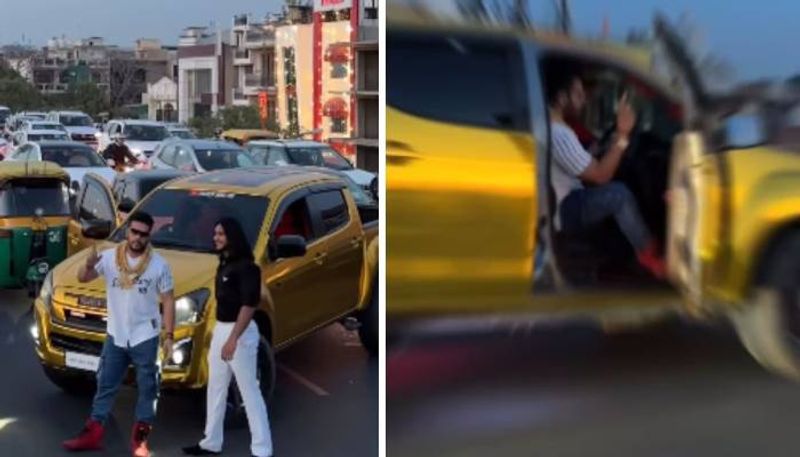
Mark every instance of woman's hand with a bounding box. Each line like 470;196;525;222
221;337;237;361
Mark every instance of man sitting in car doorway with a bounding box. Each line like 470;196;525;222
546;65;665;278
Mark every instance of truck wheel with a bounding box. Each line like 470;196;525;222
731;231;800;379
358;278;378;357
42;366;95;396
226;337;276;423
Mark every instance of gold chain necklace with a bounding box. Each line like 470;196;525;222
114;242;152;289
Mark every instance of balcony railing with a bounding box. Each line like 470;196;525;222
245;73;270;88
235;50;250;60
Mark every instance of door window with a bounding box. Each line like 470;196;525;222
308;190;349;236
388;31;528;131
272;197;315;242
160;144;177;165
174;146;194;169
79;180;114;222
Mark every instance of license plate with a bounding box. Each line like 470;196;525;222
65;352;100;372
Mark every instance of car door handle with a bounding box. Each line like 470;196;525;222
314;252;328;265
351;236;363;248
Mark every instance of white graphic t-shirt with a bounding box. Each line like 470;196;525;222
94;248;174;348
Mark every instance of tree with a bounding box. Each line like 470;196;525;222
0;67;44;111
218;105;261;130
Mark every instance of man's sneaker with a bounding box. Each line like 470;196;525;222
63;419;104;451
182;444;221;455
637;241;666;279
130;422;152;457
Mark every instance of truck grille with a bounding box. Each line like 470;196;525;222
50;333;104;356
62;310;107;332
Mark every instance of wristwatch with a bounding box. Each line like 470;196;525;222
615;135;630;150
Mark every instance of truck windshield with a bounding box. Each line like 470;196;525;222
0;179;71;217
110;188;269;253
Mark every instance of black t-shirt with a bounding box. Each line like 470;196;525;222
215;257;262;323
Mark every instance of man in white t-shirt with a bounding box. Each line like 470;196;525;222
546;66;665;278
63;211;175;457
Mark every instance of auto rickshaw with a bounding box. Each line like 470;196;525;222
0;161;71;296
220;129;279;145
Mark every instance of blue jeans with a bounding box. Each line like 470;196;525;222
90;335;160;425
560;181;651;251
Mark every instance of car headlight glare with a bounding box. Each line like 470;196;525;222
39;270;54;311
174;288;210;325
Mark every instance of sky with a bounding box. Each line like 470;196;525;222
3;0;799;81
424;0;800;81
0;0;284;47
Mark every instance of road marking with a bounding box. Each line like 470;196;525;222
278;364;330;397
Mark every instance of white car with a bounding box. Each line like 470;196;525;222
46;111;100;147
245;140;377;190
7;140;116;193
21;120;68;133
98;120;170;161
11;129;71;150
167;126;196;139
149;138;256;172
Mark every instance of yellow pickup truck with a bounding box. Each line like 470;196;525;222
33;166;379;401
388;14;800;379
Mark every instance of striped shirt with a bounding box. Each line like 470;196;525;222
550;122;592;229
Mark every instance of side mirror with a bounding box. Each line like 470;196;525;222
275;235;307;259
81;219;112;240
117;198;136;213
718;112;766;150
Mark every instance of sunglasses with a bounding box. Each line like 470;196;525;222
130;227;151;237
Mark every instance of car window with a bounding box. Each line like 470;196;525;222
174;146;194;168
59;114;93;127
264;146;289;165
388;30;528;131
308;190;349;235
110;189;269;253
123;179;141;202
195;149;254;171
125;124;169;141
79;180;114;222
160;144;177;165
112;179;125;202
272;197;316;243
41;145;105;167
0;178;71;217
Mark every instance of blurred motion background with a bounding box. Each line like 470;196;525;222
387;1;800;456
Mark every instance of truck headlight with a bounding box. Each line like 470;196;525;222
165;337;193;370
174;288;210;325
39;270;54;311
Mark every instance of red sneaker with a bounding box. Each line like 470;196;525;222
63;419;104;451
130;421;152;457
637;241;666;279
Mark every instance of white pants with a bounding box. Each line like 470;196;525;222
199;321;273;457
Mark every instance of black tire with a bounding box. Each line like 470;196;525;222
358;278;378;357
42;366;95;396
732;230;800;379
226;337;276;422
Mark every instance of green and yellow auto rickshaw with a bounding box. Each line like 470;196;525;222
0;161;71;296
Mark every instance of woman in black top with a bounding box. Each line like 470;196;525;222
183;218;273;457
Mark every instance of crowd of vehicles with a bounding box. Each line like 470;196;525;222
0;106;380;402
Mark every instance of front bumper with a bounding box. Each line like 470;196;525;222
33;298;211;389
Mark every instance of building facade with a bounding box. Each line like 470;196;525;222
177;27;234;123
